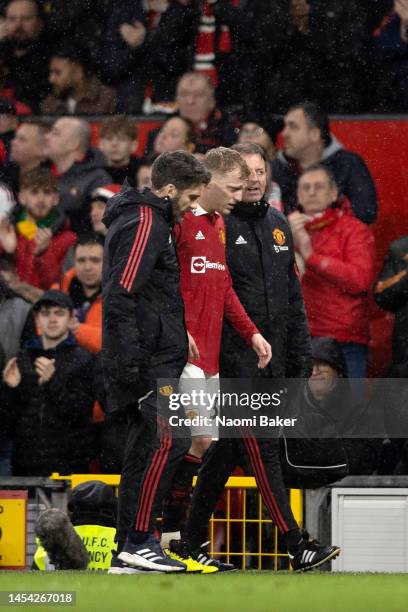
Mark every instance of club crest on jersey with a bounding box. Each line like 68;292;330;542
272;228;289;253
273;228;286;245
219;228;226;246
159;385;173;396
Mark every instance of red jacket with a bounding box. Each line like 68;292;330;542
4;228;77;290
301;209;375;345
174;207;258;374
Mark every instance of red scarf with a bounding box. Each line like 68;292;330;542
194;0;238;88
305;207;343;232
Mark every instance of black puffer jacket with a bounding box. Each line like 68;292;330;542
102;184;187;413
4;334;95;476
271;135;378;225
374;235;408;374
220;200;312;378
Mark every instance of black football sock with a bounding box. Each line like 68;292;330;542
161;453;202;534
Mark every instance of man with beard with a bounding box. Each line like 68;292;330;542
102;151;212;574
40;41;116;116
0;0;50;111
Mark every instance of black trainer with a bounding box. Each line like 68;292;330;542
289;533;340;572
118;534;186;573
190;541;236;572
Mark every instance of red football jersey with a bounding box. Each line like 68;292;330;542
174;206;258;374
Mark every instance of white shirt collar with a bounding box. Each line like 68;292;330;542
192;203;221;217
193;203;209;216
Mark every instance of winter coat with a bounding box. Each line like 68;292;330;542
102;184;187;413
98;2;147;114
301;209;375;345
40;0;111;68
0;37;50;111
249;0;369;117
56;149;112;234
52;268;102;354
374;235;408;373
3;334;96;476
148;0;252;108
40;75;117;116
373;12;408;111
271;135;378;225
2;225;77;290
220;200;312;379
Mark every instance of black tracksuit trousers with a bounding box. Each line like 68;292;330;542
116;392;191;551
184;430;299;550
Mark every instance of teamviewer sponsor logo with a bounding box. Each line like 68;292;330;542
191;256;206;273
191;256;226;273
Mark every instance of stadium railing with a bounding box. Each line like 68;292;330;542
50;473;302;571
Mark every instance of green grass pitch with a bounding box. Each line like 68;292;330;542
1;571;408;612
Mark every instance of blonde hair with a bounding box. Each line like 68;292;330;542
203;147;250;180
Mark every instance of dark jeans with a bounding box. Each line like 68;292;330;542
339;342;368;400
339;342;368;378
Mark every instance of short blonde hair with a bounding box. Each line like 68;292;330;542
203;147;250;180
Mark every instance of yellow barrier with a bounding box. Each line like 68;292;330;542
50;473;302;571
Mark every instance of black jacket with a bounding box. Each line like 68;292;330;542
148;0;252;108
220;200;312;378
2;334;95;476
271;135;378;225
58;148;112;234
0;37;50;112
98;1;147;114
102;184;187;413
374;235;408;374
249;0;370;117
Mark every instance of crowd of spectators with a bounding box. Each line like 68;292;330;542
0;0;407;480
0;0;406;117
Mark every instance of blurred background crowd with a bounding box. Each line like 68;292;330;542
0;0;408;481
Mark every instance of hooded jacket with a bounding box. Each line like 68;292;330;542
301;208;375;345
3;333;95;476
271;135;378;225
102;184;187;413
220;200;312;378
305;337;381;475
57;149;112;234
